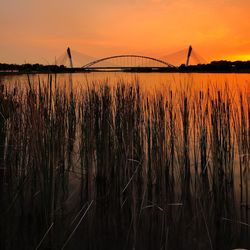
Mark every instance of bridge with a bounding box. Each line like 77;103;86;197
57;46;206;72
81;54;174;71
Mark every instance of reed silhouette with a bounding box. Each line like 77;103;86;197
0;77;249;249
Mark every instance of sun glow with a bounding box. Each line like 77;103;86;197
226;54;250;62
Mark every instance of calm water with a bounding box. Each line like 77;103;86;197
2;72;250;92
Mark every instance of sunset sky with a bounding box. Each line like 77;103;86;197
1;0;250;64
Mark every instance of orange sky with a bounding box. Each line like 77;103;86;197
1;0;250;64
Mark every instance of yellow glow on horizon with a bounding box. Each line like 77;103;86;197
226;54;250;62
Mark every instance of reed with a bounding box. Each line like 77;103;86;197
0;77;248;249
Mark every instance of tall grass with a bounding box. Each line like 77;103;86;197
0;76;249;249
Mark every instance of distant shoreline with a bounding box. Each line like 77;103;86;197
1;70;250;75
1;60;250;75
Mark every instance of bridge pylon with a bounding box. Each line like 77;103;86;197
185;45;192;67
67;47;73;68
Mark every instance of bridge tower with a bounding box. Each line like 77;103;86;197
185;45;192;67
67;47;73;68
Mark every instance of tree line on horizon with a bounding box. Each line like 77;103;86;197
0;60;250;73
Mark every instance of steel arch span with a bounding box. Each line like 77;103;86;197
82;54;175;68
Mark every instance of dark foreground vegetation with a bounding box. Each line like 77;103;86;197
0;60;250;73
0;77;249;249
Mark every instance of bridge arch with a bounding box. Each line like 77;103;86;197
82;55;175;68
